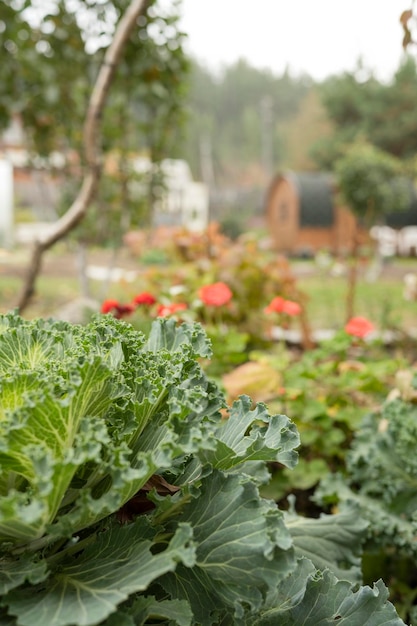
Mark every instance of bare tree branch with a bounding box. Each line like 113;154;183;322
17;0;147;312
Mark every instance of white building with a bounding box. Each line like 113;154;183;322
132;157;209;232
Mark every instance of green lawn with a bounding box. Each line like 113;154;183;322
298;274;417;332
0;275;81;318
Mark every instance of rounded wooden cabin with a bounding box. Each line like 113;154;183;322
265;171;359;255
266;171;417;256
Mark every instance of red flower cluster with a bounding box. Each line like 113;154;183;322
133;292;156;306
100;299;120;315
199;282;233;307
264;296;302;316
156;302;188;317
100;299;135;319
101;291;157;319
344;316;375;338
101;291;189;320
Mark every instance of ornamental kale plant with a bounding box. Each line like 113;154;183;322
0;312;405;625
315;370;417;623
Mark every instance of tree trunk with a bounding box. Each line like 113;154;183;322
299;300;314;350
345;224;360;322
16;0;148;313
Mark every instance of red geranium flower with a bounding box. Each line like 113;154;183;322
133;292;156;306
116;303;135;318
345;316;375;338
100;299;134;319
264;296;301;316
281;300;302;316
264;296;286;314
101;299;121;314
156;302;188;317
199;282;232;307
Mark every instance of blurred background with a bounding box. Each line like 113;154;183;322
1;0;417;333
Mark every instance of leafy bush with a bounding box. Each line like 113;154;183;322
240;331;406;501
315;368;417;622
0;312;405;625
102;232;308;354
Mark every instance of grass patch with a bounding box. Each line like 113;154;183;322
0;276;81;318
298;274;417;332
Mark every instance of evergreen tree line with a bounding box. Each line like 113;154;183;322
179;55;417;194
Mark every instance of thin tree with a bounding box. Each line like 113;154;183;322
16;0;148;312
335;141;410;321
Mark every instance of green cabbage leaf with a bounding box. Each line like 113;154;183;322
0;313;405;625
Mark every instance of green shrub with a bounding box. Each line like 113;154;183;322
256;332;405;500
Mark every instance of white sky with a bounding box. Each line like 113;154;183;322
178;1;410;81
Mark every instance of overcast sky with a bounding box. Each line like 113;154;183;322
178;1;410;81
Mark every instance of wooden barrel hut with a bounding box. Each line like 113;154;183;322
265;171;360;255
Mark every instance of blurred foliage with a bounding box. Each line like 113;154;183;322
59;167;151;247
246;332;406;501
99;225;308;367
335;141;411;224
279;87;334;172
0;0;190;235
0;0;89;155
311;56;417;170
178;58;312;185
315;367;417;623
4;2;417;235
177;54;417;189
333;140;411;321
